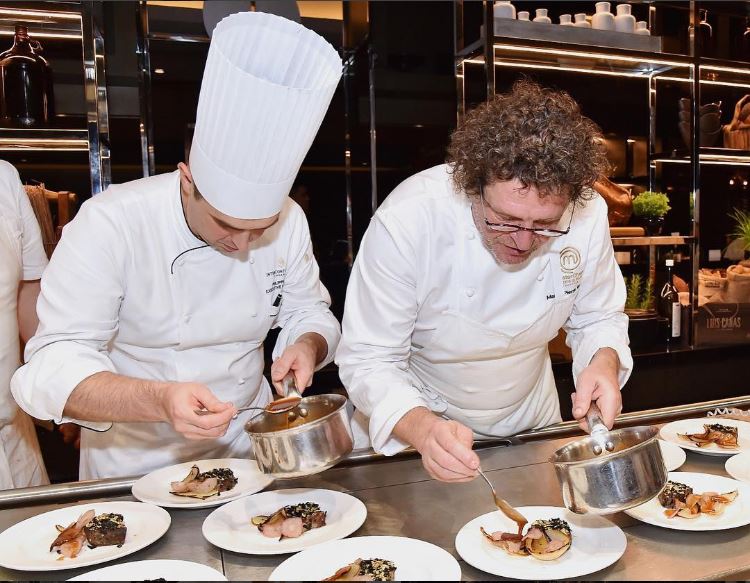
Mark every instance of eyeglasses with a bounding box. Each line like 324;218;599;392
479;184;574;238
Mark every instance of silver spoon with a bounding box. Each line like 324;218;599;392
195;374;308;419
477;468;528;537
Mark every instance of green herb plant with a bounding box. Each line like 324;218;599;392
624;273;655;312
730;207;750;251
632;191;671;219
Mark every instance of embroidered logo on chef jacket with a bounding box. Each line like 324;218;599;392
559;246;583;295
265;267;286;295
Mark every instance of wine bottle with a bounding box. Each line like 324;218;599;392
659;259;681;345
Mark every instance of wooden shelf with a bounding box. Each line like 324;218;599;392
611;235;693;246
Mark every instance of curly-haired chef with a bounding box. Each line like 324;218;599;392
336;80;632;482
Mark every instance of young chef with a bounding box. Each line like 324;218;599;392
12;12;342;480
336;80;632;482
0;160;49;489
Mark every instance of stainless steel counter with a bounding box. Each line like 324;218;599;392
0;430;748;581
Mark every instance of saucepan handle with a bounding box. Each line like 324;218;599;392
585;401;609;436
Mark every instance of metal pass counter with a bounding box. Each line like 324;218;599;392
1;397;750;581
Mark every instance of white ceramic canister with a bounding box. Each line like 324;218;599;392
635;20;650;35
533;8;552;23
517;10;530;21
493;1;516;19
573;13;591;27
614;4;636;33
559;14;573;26
592;1;615;30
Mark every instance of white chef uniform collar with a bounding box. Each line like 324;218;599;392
189;11;342;219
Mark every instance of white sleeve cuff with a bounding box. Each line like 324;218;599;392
273;316;342;371
369;396;431;456
11;342;114;432
572;332;633;389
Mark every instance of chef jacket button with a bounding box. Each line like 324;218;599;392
467;231;476;240
178;260;185;267
238;378;246;385
249;256;255;264
465;288;475;297
183;315;191;324
251;312;257;318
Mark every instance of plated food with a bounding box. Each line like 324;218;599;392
51;510;128;558
0;501;170;572
202;488;367;555
660;418;750;457
169;464;238;499
132;458;273;509
324;558;397;581
251;502;327;540
658;480;738;519
270;536;461;581
625;472;750;531
480;518;572;560
455;506;626;580
678;423;739;449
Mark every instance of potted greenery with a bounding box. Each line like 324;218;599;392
624;273;660;348
632;191;671;236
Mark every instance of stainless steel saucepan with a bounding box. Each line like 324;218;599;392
549;403;667;515
244;389;354;479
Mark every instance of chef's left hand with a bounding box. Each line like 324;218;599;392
571;347;622;432
271;333;327;395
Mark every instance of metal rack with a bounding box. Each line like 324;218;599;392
0;1;111;195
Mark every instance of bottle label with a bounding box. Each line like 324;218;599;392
672;302;681;337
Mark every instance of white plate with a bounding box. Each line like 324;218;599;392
726;452;750;483
270;535;462;581
132;458;273;509
659;418;750;457
659;439;687;471
0;501;171;572
68;559;226;581
202;488;367;555
625;471;750;530
455;506;626;581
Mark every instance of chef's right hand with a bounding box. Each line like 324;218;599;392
161;382;237;440
404;409;479;482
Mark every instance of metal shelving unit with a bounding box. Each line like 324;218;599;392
0;1;111;194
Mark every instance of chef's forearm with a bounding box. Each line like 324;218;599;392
63;371;169;423
589;347;620;374
294;332;328;365
391;406;436;450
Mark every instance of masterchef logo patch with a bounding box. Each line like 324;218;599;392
560;247;581;272
560;247;583;294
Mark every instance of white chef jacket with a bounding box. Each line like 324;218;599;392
0;160;49;489
336;164;632;455
11;171;340;480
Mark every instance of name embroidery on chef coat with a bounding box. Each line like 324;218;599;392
265;259;287;295
559;246;583;295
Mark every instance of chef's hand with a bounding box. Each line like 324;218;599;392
271;333;327;395
572;347;622;432
395;407;479;483
162;382;237;440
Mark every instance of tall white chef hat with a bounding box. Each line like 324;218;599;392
189;11;342;219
